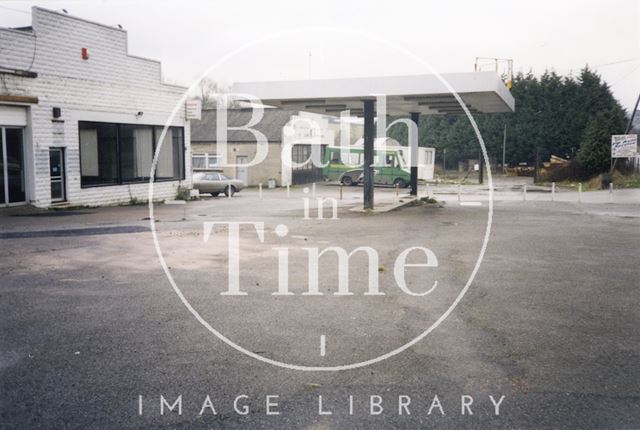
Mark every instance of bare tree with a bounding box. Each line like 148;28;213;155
198;78;239;109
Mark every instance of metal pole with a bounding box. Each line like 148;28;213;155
443;148;447;180
523;184;527;201
259;183;263;199
410;112;419;196
363;99;375;209
625;92;640;134
502;123;507;174
551;182;555;201
534;147;540;183
478;149;484;185
1;129;8;204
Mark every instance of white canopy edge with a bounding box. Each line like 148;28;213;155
231;71;515;116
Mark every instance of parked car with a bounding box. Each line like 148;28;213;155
338;169;409;188
192;172;245;197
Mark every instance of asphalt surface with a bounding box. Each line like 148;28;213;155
1;184;639;429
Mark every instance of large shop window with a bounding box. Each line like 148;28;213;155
155;127;184;181
79;122;184;187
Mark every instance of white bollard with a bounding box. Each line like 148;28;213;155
259;183;263;199
578;183;582;203
228;181;232;199
523;184;527;201
609;182;613;202
457;183;461;202
312;182;316;198
551;182;555;201
339;184;343;200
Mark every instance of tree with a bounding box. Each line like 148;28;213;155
577;109;627;173
387;66;628;176
197;78;231;109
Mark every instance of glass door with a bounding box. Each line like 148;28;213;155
49;148;65;202
1;127;25;205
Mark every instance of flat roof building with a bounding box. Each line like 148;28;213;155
0;7;191;208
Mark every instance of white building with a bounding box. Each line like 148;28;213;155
281;111;337;186
0;7;191;208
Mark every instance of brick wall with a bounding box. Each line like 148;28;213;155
0;7;191;207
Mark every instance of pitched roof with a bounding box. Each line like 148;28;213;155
190;108;298;143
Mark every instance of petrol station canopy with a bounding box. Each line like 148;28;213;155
231;71;515;116
231;71;515;209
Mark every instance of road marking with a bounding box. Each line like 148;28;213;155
320;335;326;357
165;200;186;205
460;201;482;206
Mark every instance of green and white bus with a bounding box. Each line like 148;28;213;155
323;144;412;188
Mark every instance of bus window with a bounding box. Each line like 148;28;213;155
385;154;398;167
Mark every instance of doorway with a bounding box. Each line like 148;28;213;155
49;147;66;202
235;155;248;183
1;127;26;205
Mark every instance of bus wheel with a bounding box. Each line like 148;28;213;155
341;176;353;186
393;178;407;188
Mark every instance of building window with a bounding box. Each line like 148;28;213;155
79;121;184;188
121;125;153;182
292;144;312;170
79;123;118;186
192;153;220;169
154;127;185;181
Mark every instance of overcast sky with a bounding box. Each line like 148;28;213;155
1;0;639;111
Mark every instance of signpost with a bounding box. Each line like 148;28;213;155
611;134;638;158
185;99;202;120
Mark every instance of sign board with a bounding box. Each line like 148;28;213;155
185;99;202;120
611;134;637;158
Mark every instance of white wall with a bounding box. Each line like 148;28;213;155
0;7;191;207
281;112;334;186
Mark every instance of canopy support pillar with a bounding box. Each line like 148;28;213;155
363;99;375;210
410;112;420;196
